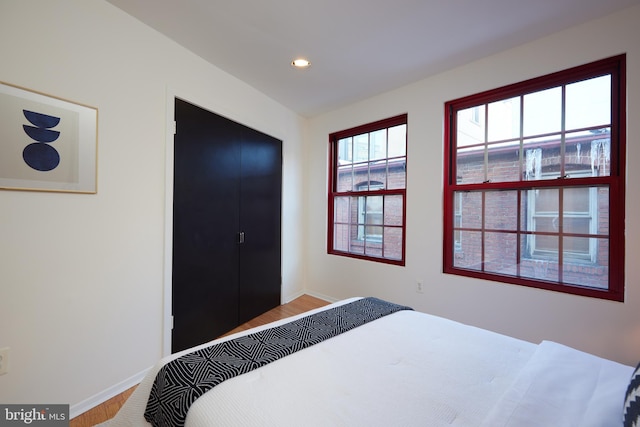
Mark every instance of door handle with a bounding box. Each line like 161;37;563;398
238;231;245;244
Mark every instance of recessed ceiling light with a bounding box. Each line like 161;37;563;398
291;58;311;68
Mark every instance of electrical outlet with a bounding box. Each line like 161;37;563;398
0;347;9;375
416;280;424;294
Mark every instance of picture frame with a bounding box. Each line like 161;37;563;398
0;81;98;193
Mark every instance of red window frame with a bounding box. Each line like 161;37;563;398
443;55;626;301
328;114;408;265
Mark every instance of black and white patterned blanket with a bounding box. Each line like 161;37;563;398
143;297;412;427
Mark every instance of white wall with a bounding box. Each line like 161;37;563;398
0;0;306;414
306;5;640;366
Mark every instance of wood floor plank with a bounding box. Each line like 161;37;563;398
70;294;329;426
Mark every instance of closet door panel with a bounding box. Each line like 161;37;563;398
172;99;241;353
238;127;282;324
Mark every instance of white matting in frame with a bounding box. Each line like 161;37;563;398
0;81;97;193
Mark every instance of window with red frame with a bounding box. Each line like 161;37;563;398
328;114;407;265
444;55;626;301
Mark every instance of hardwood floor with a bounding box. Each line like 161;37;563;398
70;294;329;427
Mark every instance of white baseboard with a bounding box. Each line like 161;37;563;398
303;290;338;303
70;368;150;419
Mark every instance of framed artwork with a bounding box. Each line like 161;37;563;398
0;81;97;193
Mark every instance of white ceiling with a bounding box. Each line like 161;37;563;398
106;0;639;117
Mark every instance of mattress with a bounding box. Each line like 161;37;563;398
101;297;634;427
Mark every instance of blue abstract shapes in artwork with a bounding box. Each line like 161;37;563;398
22;109;62;172
23;110;60;128
23;142;60;171
22;125;60;143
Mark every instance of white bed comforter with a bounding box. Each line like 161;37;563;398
102;298;633;427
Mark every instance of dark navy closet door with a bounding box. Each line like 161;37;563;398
172;98;281;353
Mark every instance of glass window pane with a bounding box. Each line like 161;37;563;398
596;187;609;236
353;133;369;163
566;75;611;131
520;255;559;282
589;132;611;177
487;141;520;183
533;188;559;233
562;238;608;290
364;239;382;257
350;225;364;254
334;196;350;223
485;232;517;275
457;106;485;148
535;233;559;253
456;146;485;184
523;135;563;180
336;164;353;192
563;236;590;258
333;224;349;252
350;196;360;223
387;159;405;190
453;230;482;270
369;129;386;161
388;124;406;158
523;87;562;137
488;97;520;142
337;137;352;164
485;191;518;230
365;196;383;234
383;227;403;260
563;186;590;214
459;191;482;230
384;195;403;226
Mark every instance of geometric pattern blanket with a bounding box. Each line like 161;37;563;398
143;297;413;427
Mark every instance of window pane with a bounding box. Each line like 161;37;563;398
457;106;485;147
350;225;364;255
564;186;590;212
456;146;485;184
336;164;353;192
487;141;520;183
388;124;406;158
387;159;406;190
485;191;518;230
334;196;350;223
333;224;349;252
454;230;482;270
459;191;482;229
338;137;352;164
563;236;590;258
369;129;386;161
520;257;559;282
364;239;382;257
523;136;563;180
596;187;609;236
563;238;608;289
384;195;403;226
383;227;403;260
488;97;520;142
485;232;517;275
589;133;611;177
566;75;611;131
535;233;559;254
523;87;562;137
364;195;383;239
532;188;559;232
353;133;369;163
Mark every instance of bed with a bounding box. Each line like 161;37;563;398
101;297;639;427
